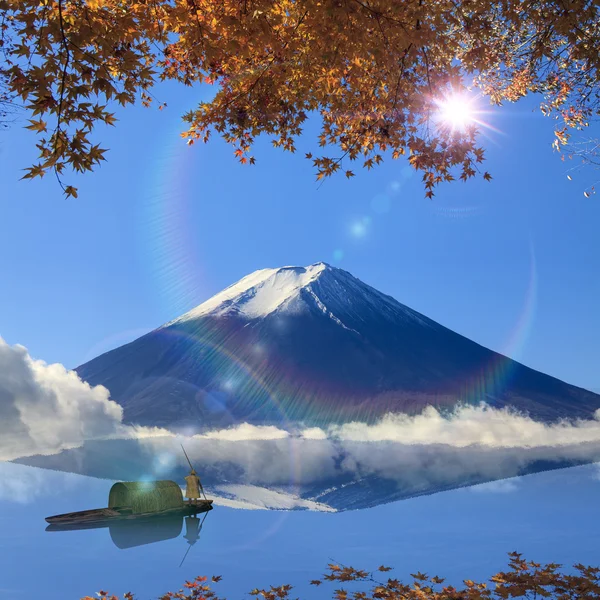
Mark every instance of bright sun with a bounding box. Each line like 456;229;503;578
436;94;476;131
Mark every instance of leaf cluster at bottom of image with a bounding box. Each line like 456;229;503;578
82;552;600;600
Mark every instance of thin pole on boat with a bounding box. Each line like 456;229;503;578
181;443;208;500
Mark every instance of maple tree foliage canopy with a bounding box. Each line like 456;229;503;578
1;0;599;197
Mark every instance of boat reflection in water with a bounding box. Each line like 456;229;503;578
47;511;210;553
109;514;185;548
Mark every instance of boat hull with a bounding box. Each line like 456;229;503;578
45;500;213;530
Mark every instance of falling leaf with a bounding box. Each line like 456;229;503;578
64;185;79;198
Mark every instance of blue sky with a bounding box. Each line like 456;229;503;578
0;82;599;391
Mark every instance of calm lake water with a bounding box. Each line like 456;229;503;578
1;462;599;600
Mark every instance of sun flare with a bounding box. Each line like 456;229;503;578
436;93;477;131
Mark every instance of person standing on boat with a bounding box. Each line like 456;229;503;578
184;469;201;504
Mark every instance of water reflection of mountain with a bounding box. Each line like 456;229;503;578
16;436;600;511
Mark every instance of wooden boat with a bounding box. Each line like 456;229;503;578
46;500;213;530
45;480;213;530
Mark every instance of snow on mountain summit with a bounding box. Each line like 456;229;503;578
166;262;433;329
168;262;331;323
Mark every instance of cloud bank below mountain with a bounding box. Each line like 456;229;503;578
183;405;600;448
3;337;600;509
133;413;600;492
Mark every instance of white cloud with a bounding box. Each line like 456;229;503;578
300;427;328;440
469;479;519;493
327;404;600;447
112;424;176;439
0;461;92;504
195;423;290;441
0;337;123;461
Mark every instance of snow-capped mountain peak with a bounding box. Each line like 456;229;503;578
167;262;350;324
165;261;438;332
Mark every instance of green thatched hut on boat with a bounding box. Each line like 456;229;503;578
108;480;184;514
45;478;213;529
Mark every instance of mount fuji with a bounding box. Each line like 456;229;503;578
75;262;600;429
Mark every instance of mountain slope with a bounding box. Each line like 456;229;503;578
75;263;600;428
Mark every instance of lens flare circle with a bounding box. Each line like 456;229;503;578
350;216;371;239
